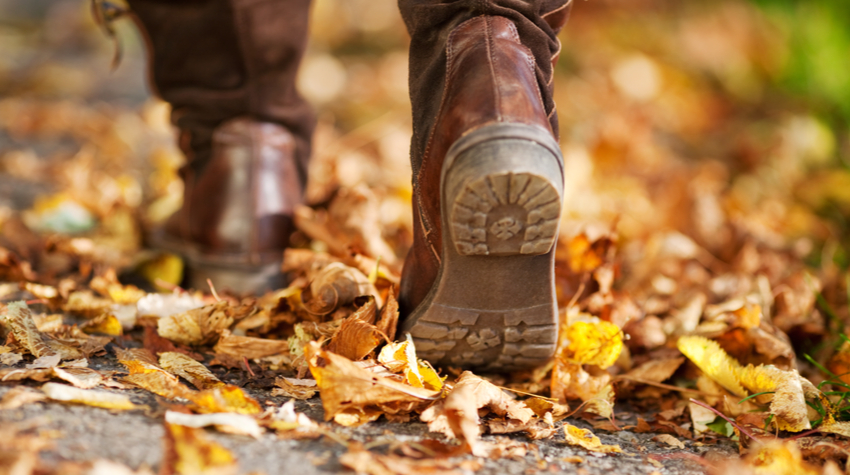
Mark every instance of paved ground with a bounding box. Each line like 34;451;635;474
0;356;736;475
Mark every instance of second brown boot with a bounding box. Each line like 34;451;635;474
399;16;565;371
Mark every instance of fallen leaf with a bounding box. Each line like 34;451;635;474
566;320;623;369
562;423;622;454
677;335;746;396
375;289;399;341
326;316;383;361
736;364;810;432
157;300;234;346
164;410;263;438
159;352;223;390
80;313;123;336
0;386;47;409
212;330;289;360
340;444;481;475
161;422;237;475
41;382;137;410
653;434;686;449
306;341;438;422
377;339;444;391
420;371;533;455
272;377;318;400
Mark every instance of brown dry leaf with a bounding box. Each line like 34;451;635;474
117;347;196;400
52;366;104;389
41;382;137;410
63;291;114;318
159;352;223;390
212;329;288;360
2;301;59;358
89;270;146;304
0;424;51;475
562;423;622;454
306;341;438;422
622;357;685;384
551;361;612;403
582;383;615;420
375;289;399;342
157;300;234;346
652;434;686;449
0;386;47;409
272;377;318;400
524;397;570;421
735;364;810;432
161;422;238;475
306;262;381;315
0;346;23;366
420;372;533;455
340;445;481;475
325;316;383;361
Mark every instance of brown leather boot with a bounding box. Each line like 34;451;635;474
158;118;303;292
128;0;314;293
398;15;567;371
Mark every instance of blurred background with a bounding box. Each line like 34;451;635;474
0;0;848;290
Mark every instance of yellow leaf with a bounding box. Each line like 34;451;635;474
676;335;746;397
190;385;262;415
377;338;444;391
41;382;137;410
163;423;237;475
80;313;123;336
138;253;184;291
562;423;621;453
565;321;622;369
745;441;819;475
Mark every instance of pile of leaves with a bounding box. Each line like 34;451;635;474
2;0;850;474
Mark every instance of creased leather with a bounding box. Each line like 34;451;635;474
399;15;560;314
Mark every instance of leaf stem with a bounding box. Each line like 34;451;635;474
689;398;759;441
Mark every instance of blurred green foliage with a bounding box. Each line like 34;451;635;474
749;0;850;126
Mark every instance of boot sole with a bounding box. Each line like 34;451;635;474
401;124;564;372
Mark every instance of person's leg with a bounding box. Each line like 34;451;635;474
127;0;314;292
397;0;572;371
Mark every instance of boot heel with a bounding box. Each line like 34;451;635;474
402;124;564;371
